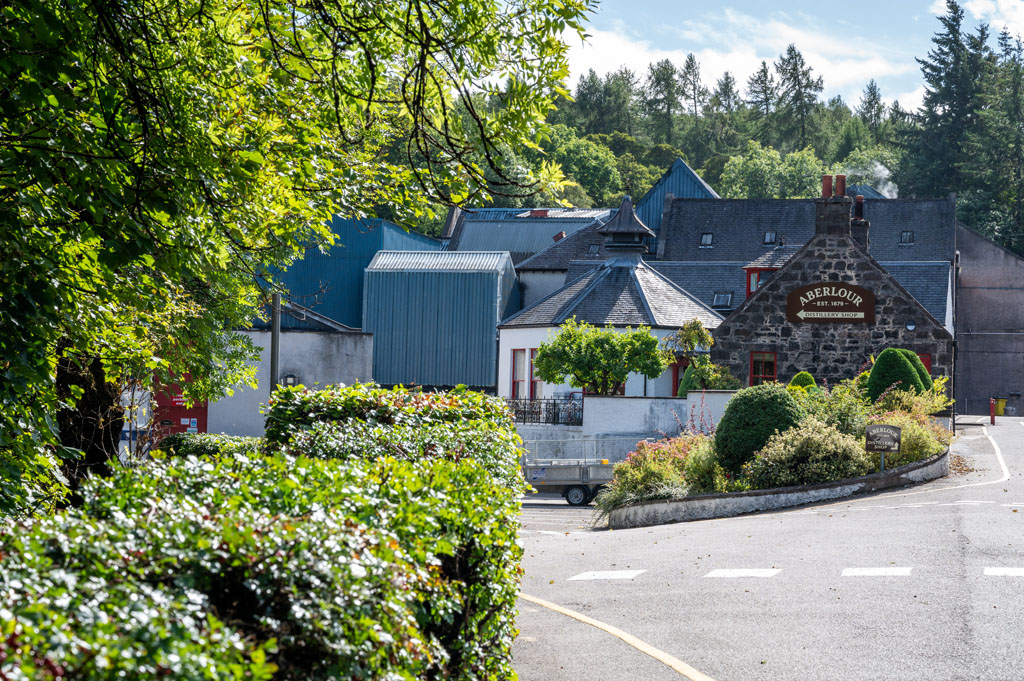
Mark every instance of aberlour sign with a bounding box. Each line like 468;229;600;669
786;282;875;323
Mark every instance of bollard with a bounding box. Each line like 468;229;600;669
990;397;996;425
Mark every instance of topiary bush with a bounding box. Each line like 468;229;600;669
743;417;873;489
788;371;816;389
865;348;926;402
676;363;697;397
714;382;805;474
897;349;933;391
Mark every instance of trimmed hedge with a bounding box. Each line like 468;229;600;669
866;348;925;402
743;417;872;489
1;385;526;681
714;382;805;474
158;432;262;457
788;371;816;388
897;349;933;391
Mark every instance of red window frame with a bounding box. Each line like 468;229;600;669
744;268;777;297
750;351;777;386
511;348;541;398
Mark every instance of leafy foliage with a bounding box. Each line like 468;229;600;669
533;318;672;395
866;411;951;467
2;384;526;679
788;371;817;389
743;417;872;489
158;433;262;458
1;0;592;516
714;382;805;474
866;348;926;402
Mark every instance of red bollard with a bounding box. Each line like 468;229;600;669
990;398;996;425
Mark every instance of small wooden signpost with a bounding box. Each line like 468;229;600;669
866;424;902;471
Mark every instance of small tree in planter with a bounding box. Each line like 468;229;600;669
533;318;671;395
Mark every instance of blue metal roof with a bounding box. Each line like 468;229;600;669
277;216;440;328
635;158;720;234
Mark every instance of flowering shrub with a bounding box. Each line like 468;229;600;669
743;417;872;489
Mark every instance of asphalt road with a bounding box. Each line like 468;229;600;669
513;417;1024;681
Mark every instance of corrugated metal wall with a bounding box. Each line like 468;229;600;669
278;217;439;328
364;270;503;387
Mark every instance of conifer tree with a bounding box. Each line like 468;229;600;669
857;79;886;140
746;61;778;146
774;44;823;150
644;59;683;145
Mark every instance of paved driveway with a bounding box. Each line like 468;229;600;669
514;418;1024;681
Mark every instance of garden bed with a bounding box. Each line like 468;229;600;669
607;448;948;529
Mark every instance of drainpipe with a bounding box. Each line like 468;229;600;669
270;293;281;395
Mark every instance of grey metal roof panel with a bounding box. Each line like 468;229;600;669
878;261;950;322
446;207;612;262
367;250;513;273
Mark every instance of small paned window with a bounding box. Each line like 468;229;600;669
750;352;777;386
712;292;733;308
530;349;543;398
700;232;713;247
900;230;915;244
763;231;776;244
587;244;600;255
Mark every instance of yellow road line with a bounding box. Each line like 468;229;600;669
519;592;718;681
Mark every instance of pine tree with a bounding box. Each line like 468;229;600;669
746;61;777;146
857;79;886;140
680;53;709;117
711;71;742;114
774;44;823;150
644;59;682;145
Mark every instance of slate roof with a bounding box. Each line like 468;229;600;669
744;245;803;269
445;207;611;264
877;261;950;323
501;258;722;329
600;196;656;237
516;219;614;271
658;198;955;263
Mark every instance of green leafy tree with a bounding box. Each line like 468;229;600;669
533;318;671;396
720;141;783;198
0;0;591;515
615;154;660;197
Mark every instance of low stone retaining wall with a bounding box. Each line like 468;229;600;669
607;450;949;529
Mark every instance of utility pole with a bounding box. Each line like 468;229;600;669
270;292;281;395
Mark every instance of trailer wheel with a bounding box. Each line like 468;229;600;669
565;486;589;506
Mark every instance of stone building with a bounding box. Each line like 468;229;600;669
710;178;954;388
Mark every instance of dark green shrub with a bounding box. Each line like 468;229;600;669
897;349;933;390
676;363;696;397
743;417;873;489
866;348;925;402
157;432;262;457
1;450;523;680
788;371;816;388
714;382;805;474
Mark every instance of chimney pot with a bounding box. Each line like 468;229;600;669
821;175;833;198
835;174;847;197
855;195;864;219
530;209;549;218
552;230;566;242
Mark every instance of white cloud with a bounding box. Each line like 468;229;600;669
930;0;1024;35
891;85;926;112
566;8;917;109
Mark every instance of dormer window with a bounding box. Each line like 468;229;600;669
900;230;915;245
763;231;776;245
699;232;713;248
587;244;600;256
712;291;733;308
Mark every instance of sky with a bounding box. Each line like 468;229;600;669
565;0;1024;113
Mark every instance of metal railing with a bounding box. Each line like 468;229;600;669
506;397;583;426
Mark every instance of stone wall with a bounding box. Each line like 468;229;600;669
712;222;953;388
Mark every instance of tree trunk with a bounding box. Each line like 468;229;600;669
55;352;124;499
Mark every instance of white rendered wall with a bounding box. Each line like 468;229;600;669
497;326;679;399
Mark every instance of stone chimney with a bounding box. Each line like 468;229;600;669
816;174;853;236
850;194;870;251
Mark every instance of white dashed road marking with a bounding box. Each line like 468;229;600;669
984;568;1024;576
704;568;780;578
842;567;913;577
568;570;646;581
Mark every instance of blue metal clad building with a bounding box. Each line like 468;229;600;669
363;251;518;388
635;158;720;234
277;216;440;328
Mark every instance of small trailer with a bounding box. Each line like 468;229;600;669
522;458;615;506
